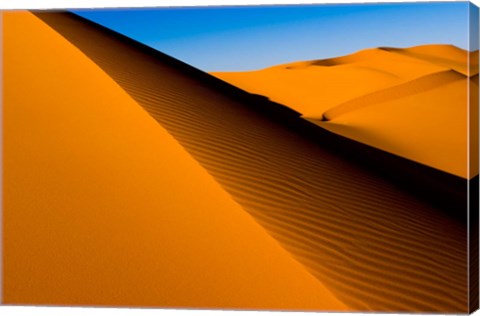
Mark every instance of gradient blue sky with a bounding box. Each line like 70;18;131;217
73;2;471;71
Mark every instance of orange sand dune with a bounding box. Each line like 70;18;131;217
315;70;468;178
30;12;470;312
321;70;464;121
212;44;474;178
213;47;448;118
3;12;347;310
382;44;475;76
470;74;479;176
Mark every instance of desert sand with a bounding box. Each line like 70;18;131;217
2;11;473;312
3;12;347;310
213;44;476;178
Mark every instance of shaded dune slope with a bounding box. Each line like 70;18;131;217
35;12;468;311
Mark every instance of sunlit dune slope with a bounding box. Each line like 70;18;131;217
470;74;479;176
3;12;348;310
317;70;468;178
212;47;447;118
212;44;473;178
34;12;469;312
382;44;476;76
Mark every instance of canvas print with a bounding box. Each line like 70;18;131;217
1;1;479;313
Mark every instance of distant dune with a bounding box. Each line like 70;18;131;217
213;44;476;178
3;11;473;312
381;45;477;76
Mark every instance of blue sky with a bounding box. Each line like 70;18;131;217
73;2;470;71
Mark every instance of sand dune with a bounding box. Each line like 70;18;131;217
212;47;447;118
315;69;468;178
3;12;347;310
470;74;479;178
27;12;470;312
321;70;464;121
381;44;475;76
213;44;474;178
